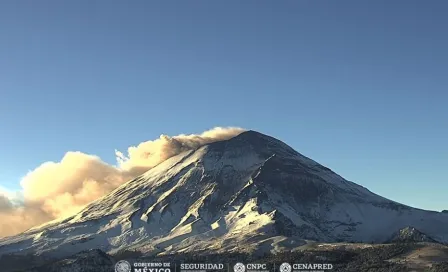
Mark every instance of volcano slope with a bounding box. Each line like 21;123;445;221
0;130;447;265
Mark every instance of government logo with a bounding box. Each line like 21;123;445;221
115;260;132;272
234;262;246;272
279;263;291;272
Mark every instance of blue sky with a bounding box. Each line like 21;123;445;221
0;1;447;211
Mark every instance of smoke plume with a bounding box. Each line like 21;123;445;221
0;127;245;237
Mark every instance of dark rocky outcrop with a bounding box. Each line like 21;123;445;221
388;226;437;243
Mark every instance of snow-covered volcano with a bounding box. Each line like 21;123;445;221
1;130;447;259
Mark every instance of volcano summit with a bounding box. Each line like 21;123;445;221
1;130;447;261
